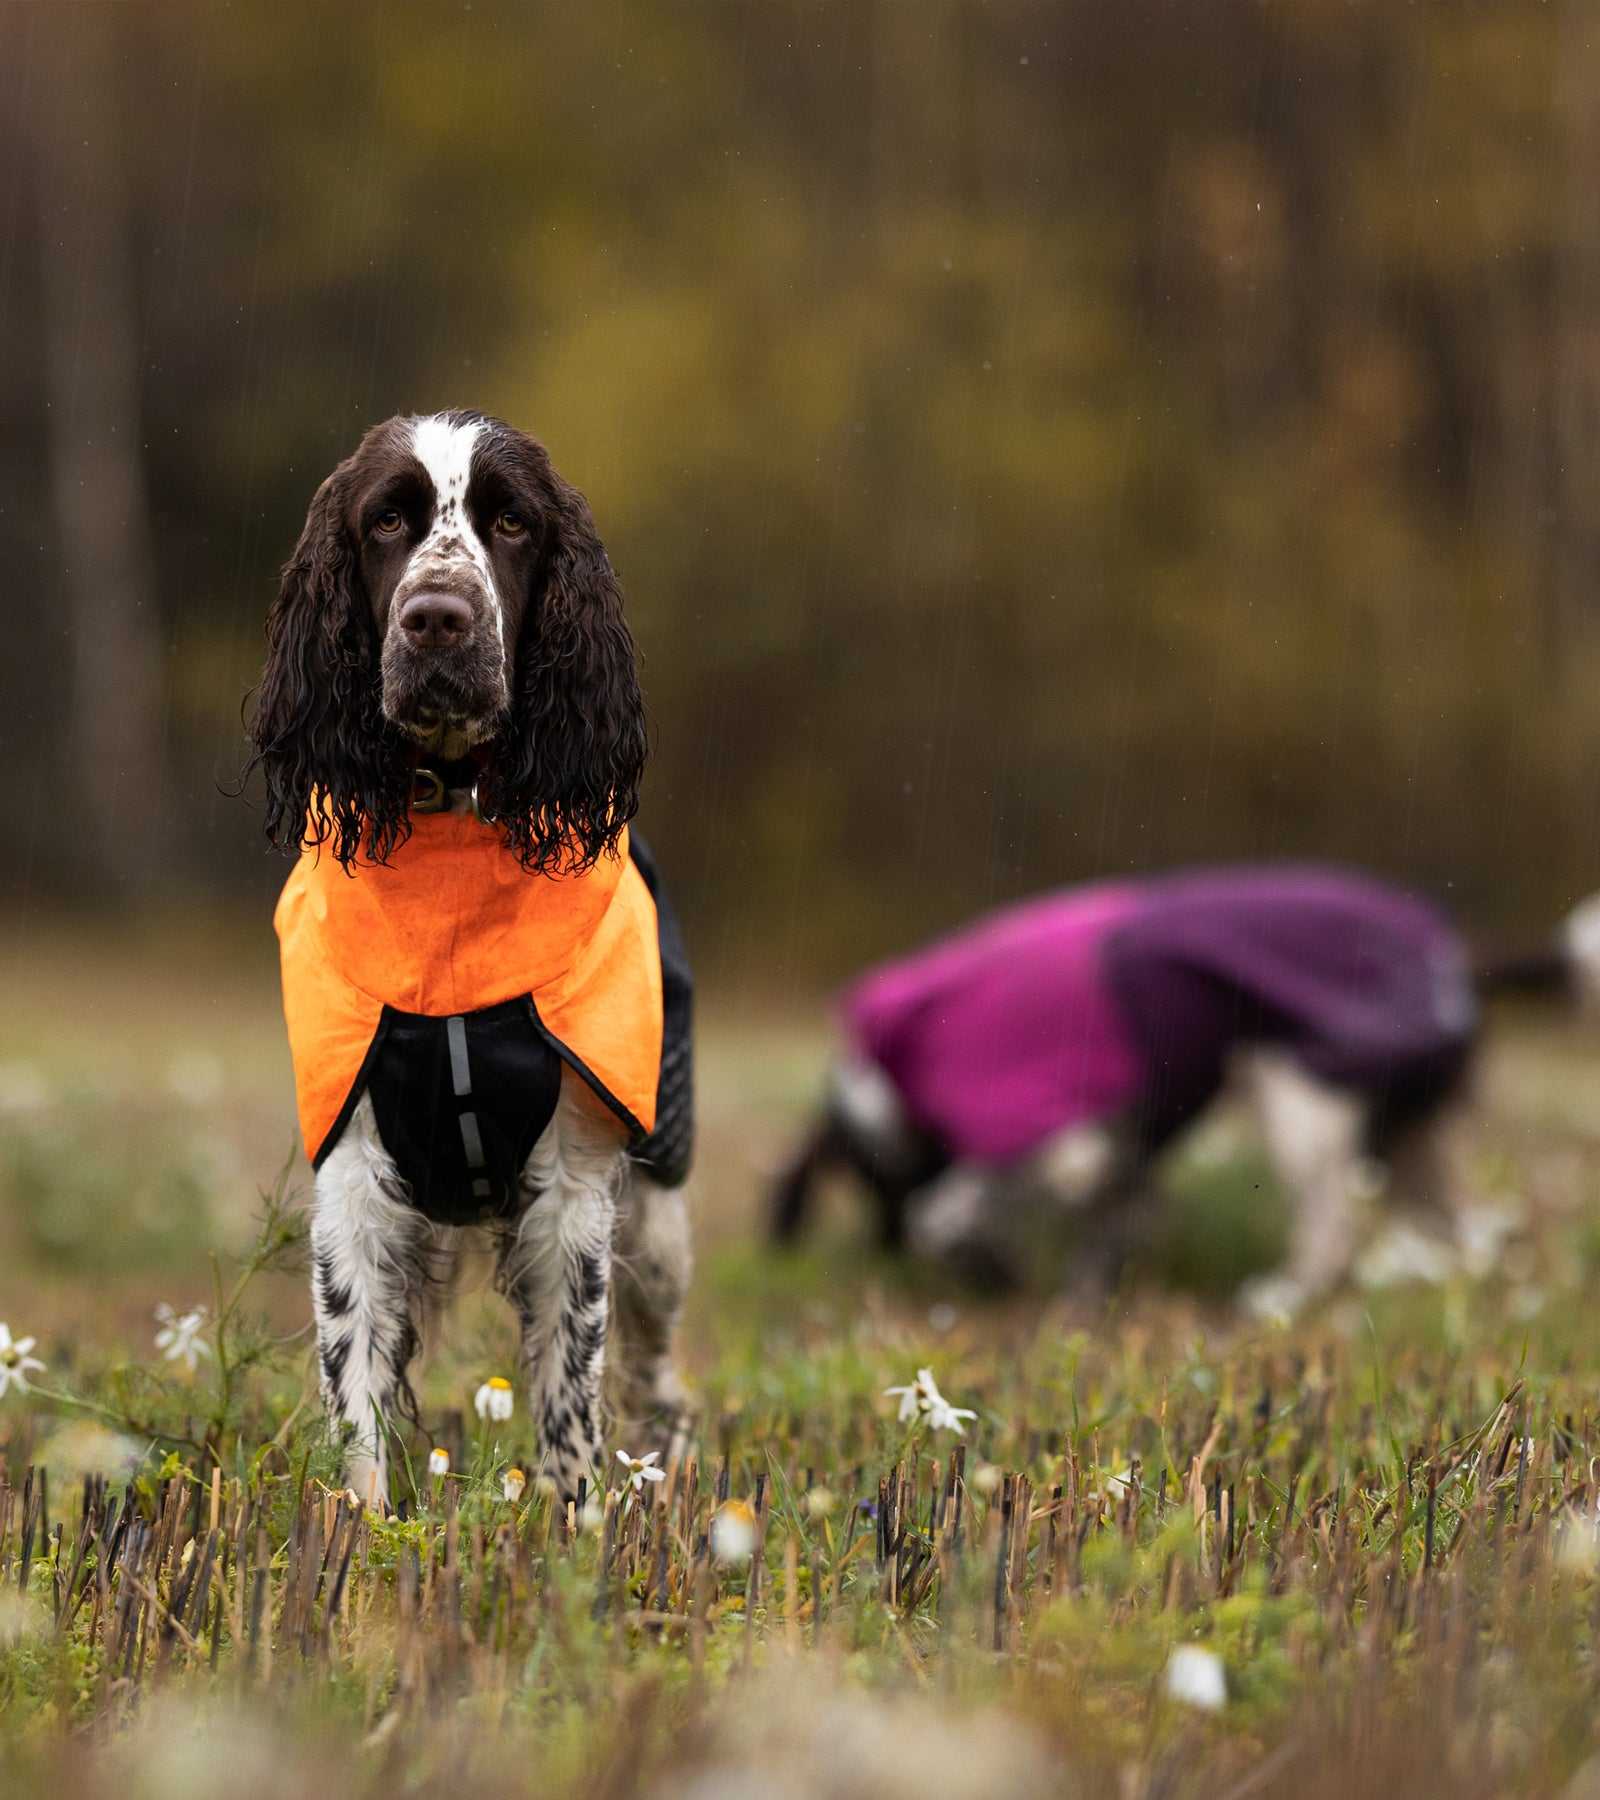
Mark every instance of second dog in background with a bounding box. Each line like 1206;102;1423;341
772;864;1596;1318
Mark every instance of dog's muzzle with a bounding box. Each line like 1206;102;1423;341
381;570;507;752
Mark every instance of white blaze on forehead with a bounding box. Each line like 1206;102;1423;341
409;412;484;506
402;413;503;643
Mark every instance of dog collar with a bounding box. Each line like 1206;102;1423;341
411;751;496;822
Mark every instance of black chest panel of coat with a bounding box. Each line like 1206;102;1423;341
364;999;564;1225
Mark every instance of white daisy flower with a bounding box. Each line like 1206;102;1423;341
927;1398;978;1435
502;1467;527;1503
0;1324;44;1399
884;1367;977;1434
969;1462;1002;1497
427;1447;450;1478
474;1376;515;1422
154;1303;212;1373
1165;1644;1227;1711
0;1591;46;1647
710;1498;758;1564
615;1448;666;1494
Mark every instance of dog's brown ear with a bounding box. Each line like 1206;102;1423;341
495;469;647;873
248;468;410;866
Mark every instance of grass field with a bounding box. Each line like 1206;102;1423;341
6;923;1600;1796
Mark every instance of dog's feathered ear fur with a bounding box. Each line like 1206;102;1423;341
248;468;411;867
493;467;647;874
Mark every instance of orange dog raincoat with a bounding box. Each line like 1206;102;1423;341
274;814;691;1223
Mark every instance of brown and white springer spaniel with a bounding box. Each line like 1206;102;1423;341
248;411;691;1505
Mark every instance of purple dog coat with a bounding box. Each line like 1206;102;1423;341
843;868;1475;1164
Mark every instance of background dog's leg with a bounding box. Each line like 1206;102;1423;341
768;1112;839;1244
503;1074;624;1502
312;1096;448;1508
906;1163;1022;1290
612;1169;692;1460
1381;1100;1475;1242
906;1126;1149;1298
1240;1049;1368;1319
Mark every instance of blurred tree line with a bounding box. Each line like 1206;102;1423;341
4;0;1600;984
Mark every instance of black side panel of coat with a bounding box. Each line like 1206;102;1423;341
627;833;695;1189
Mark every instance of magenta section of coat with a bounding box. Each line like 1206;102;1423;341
841;867;1475;1165
842;884;1147;1162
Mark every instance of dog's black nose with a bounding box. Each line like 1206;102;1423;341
397;591;473;649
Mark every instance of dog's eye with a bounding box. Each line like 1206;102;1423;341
495;510;528;538
372;508;405;537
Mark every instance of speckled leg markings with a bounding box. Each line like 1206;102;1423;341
498;1072;625;1502
312;1096;459;1507
612;1170;693;1461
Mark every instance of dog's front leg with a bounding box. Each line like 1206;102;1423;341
612;1169;693;1460
502;1070;624;1502
312;1096;453;1508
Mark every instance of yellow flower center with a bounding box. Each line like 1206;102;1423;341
487;1376;511;1391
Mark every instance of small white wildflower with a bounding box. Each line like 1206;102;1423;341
427;1447;450;1478
710;1498;758;1564
804;1486;836;1519
0;1592;45;1648
884;1367;977;1435
0;1324;45;1398
42;1421;144;1482
474;1376;514;1422
927;1397;978;1434
154;1303;212;1373
886;1375;927;1426
1557;1513;1599;1574
615;1448;666;1495
969;1462;1002;1497
502;1467;526;1504
1165;1644;1227;1711
580;1492;605;1532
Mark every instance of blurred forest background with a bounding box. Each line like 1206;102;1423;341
6;0;1600;991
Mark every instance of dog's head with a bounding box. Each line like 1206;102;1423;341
249;411;646;872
